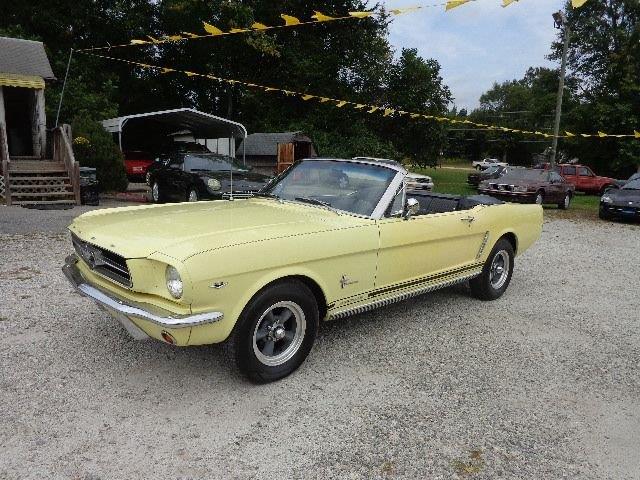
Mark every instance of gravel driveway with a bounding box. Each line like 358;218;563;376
1;205;638;479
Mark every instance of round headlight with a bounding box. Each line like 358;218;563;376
601;195;613;204
207;178;221;191
165;265;183;299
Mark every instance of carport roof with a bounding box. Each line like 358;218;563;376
102;108;247;138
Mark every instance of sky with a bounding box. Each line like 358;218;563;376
381;0;566;110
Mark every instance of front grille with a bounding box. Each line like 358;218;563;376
489;183;514;192
71;233;132;287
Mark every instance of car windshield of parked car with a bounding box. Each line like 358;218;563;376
263;160;397;216
622;179;640;190
184;154;248;173
484;166;501;174
627;173;640;183
499;169;547;182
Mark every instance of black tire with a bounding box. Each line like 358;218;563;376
599;208;611;220
558;191;571;210
151;181;164;203
470;238;515;301
227;280;319;383
186;187;199;202
534;190;544;205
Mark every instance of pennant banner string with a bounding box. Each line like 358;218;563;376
77;0;590;52
79;51;633;140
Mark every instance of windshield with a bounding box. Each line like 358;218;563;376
263;160;398;216
500;169;547;181
484;166;500;174
184;154;248;173
622;179;640;190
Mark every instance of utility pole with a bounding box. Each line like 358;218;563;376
550;11;570;168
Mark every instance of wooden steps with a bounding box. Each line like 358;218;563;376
6;159;76;206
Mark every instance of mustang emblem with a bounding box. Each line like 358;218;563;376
340;275;358;289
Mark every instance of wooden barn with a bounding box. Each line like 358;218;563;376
0;36;80;207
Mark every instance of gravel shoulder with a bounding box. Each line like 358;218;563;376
1;205;639;479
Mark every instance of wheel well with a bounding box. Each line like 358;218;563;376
258;275;328;320
500;232;518;255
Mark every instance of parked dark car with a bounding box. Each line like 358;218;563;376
148;153;271;203
599;178;640;221
467;164;507;187
79;167;99;206
478;168;575;208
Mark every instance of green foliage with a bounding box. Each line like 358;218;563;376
71;115;128;192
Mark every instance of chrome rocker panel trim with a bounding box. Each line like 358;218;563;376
62;255;224;329
327;270;481;321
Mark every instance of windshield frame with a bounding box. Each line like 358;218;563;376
622;179;640;190
260;158;406;219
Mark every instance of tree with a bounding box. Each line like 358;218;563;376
550;0;640;175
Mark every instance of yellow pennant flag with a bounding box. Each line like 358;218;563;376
161;68;175;74
502;0;519;7
598;131;608;137
319;97;331;103
301;94;315;101
580;134;591;137
336;101;348;107
312;11;336;22
354;104;367;109
182;32;200;38
410;113;421;119
130;39;149;45
565;131;575;137
390;7;423;15
383;108;395;117
251;22;269;30
163;35;184;42
572;0;588;7
146;36;161;43
229;28;249;33
280;14;301;26
368;106;380;113
184;71;197;77
635;130;640;139
445;0;472;11
203;22;224;35
349;11;374;18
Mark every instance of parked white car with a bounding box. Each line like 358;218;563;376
406;173;434;191
472;158;508;170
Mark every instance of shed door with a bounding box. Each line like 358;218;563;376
277;143;295;173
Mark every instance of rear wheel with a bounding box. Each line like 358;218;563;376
558;192;571;209
470;238;515;301
227;280;319;383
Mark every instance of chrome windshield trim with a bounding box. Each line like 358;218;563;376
62;255;223;328
371;171;406;220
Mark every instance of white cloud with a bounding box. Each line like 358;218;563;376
378;0;566;108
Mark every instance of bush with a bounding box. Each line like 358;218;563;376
71;115;128;192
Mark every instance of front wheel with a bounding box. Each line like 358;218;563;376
470;238;515;301
227;280;319;383
534;191;544;205
151;181;163;203
187;187;199;202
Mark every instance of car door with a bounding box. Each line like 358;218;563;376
561;165;577;189
578;166;596;192
548;172;565;201
375;190;489;292
166;155;187;199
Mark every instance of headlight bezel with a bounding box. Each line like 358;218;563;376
207;178;221;191
165;265;184;299
601;195;613;204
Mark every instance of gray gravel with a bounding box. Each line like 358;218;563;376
1;204;639;479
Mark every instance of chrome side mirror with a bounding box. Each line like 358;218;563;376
404;197;420;219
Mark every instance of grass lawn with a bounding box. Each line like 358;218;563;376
409;165;601;220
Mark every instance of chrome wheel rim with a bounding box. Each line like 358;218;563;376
152;182;159;202
188;189;198;202
564;194;570;208
535;193;543;205
490;250;510;290
253;301;306;367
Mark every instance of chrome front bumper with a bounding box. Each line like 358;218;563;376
62;255;224;339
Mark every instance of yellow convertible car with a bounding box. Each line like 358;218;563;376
63;158;542;382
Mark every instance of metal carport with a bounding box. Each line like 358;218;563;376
102;108;248;163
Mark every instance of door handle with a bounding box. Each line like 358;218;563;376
460;216;475;223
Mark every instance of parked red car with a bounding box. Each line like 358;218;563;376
536;163;618;195
123;151;155;182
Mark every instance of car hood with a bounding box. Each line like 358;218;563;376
69;198;367;261
608;188;640;204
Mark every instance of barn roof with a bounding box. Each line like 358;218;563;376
237;132;314;157
0;37;55;80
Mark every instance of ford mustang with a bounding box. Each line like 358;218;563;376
63;158;543;382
